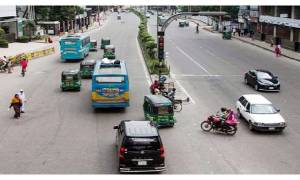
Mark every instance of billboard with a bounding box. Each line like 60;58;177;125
0;6;16;18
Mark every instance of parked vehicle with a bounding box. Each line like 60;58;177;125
200;109;238;135
158;16;169;26
89;39;98;51
113;120;165;173
80;59;96;78
59;34;90;61
145;13;151;18
178;20;185;27
236;94;286;132
143;95;175;127
101;37;111;49
91;59;129;108
244;69;280;91
222;31;232;39
61;69;81;91
103;45;116;59
117;14;121;20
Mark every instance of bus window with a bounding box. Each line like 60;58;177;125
96;76;125;83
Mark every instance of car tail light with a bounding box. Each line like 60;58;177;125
119;146;126;160
160;146;165;158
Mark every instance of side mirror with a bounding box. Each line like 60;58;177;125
113;125;119;129
276;108;280;112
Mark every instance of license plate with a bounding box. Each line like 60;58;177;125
269;87;274;90
269;127;275;130
138;161;147;166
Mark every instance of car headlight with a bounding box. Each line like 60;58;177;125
279;122;286;127
253;122;263;126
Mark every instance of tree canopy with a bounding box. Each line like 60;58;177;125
35;6;85;21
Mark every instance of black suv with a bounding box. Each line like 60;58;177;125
113;120;165;173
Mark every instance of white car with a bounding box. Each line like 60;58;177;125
146;13;151;18
236;94;286;132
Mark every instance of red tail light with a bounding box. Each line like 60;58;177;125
119;147;126;160
160;146;165;158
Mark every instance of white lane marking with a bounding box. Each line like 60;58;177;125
173;74;243;77
170;72;196;104
175;46;211;75
136;39;151;86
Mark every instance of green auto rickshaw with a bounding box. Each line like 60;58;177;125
143;95;175;127
101;37;110;49
90;39;97;51
103;45;116;59
222;31;232;40
178;20;185;27
61;69;81;91
184;20;189;26
80;59;96;78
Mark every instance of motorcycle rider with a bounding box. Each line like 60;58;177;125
150;80;159;94
196;23;199;33
216;107;229;126
0;56;9;71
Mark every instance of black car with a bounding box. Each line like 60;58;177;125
244;69;280;91
113;120;165;173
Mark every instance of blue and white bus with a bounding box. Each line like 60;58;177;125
91;59;129;108
59;34;90;61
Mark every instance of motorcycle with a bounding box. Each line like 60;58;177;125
200;110;238;135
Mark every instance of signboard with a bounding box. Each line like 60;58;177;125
0;6;16;17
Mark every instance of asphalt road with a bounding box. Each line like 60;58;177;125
1;11;300;174
0;12;150;174
147;12;300;173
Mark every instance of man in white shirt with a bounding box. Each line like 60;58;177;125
18;89;26;113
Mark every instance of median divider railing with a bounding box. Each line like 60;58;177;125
8;46;55;66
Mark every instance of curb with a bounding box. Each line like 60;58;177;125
202;27;300;62
232;36;300;62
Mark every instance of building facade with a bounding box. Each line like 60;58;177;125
248;6;300;52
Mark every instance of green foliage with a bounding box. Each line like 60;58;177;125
16;36;30;43
35;6;85;21
131;8;169;75
0;28;5;38
0;38;8;48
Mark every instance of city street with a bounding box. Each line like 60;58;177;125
0;10;300;174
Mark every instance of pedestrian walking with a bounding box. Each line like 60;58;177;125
270;39;274;47
9;94;22;119
232;27;236;36
275;45;281;57
241;29;244;36
20;57;28;76
7;58;12;73
18;89;26;113
237;28;241;36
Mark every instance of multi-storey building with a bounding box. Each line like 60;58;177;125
249;6;300;52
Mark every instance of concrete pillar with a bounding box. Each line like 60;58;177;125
273;6;278;37
290;6;295;41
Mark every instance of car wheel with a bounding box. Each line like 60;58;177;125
254;84;259;91
248;121;254;131
244;78;248;85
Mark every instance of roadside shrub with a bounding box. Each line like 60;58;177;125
0;38;8;48
16;36;30;43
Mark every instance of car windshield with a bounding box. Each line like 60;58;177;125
257;72;272;79
251;104;277;114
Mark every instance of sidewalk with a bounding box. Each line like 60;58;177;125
200;24;300;62
232;35;300;61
